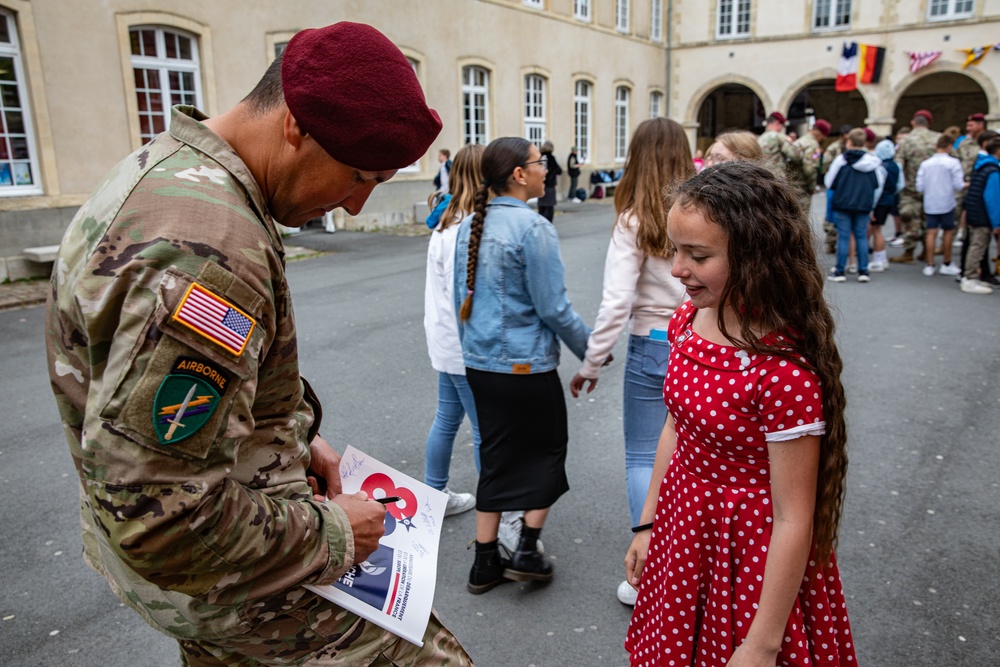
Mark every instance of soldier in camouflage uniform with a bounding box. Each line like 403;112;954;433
789;119;831;216
757;111;803;178
891;110;941;264
45;23;472;667
955;112;986;223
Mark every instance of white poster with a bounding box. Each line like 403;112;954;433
306;446;448;646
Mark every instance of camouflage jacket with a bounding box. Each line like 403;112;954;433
898;126;941;196
758;130;802;171
790;132;823;193
821;140;845;177
45;107;359;642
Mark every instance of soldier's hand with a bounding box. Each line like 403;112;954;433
332;491;386;563
307;435;343;499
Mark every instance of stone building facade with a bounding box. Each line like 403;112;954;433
0;0;997;277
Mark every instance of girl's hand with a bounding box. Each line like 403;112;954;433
569;372;597;397
624;530;651;589
725;640;780;667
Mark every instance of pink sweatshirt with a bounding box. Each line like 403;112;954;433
578;212;688;378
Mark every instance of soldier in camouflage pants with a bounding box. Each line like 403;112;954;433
46;23;472;667
789;119;831;219
891;110;941;264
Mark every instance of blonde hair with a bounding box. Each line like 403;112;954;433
439;144;485;231
713;130;764;161
613;118;695;257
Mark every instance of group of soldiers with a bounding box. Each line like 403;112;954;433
756;109;992;263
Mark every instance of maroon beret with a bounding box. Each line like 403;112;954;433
914;109;934;123
968;112;986;122
281;22;442;171
863;127;876;143
814;119;831;136
767;111;787;126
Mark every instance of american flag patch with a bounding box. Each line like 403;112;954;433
172;283;256;356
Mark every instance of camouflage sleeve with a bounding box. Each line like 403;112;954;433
57;188;355;607
782;138;803;165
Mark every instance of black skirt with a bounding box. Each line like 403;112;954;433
466;368;570;512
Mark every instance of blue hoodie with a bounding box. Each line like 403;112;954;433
969;153;1000;229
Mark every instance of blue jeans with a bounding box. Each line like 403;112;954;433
424;372;481;490
622;334;670;525
835;211;870;274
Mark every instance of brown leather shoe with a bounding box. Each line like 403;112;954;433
889;250;914;264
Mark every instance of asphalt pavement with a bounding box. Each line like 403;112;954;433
1;197;997;666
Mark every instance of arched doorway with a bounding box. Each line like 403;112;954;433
696;84;763;153
786;78;869;140
893;72;988;134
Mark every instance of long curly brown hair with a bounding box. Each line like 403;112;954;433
614;117;695;257
673;160;848;565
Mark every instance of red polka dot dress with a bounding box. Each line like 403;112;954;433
625;302;857;666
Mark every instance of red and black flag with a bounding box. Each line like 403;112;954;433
858;44;885;84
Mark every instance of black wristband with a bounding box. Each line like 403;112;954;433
631;522;654;533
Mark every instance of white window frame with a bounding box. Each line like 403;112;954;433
462;66;490;146
617;0;630;32
574;80;592;164
716;0;751;39
524;74;546;145
129;25;202;143
574;0;591;21
524;0;543;8
649;91;663;119
813;0;851;30
928;0;974;20
398;57;422;173
0;9;41;196
651;0;663;41
615;86;630;162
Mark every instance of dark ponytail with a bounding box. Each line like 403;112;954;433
458;137;533;322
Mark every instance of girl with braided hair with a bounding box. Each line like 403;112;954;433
454;137;590;594
624;161;857;666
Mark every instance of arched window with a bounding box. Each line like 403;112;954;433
462;66;489;145
649;91;664;118
0;8;41;195
574;80;591;163
129;26;202;143
615;86;630;161
524;74;546;144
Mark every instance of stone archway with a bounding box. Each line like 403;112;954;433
693;83;765;153
782;77;870;141
892;71;989;134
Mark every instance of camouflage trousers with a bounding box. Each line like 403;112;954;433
179;607;473;667
897;193;925;253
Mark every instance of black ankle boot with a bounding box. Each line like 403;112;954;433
468;540;511;594
504;526;554;583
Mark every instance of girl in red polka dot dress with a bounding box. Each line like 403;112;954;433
624;161;857;667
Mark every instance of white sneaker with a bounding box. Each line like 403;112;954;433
890;236;905;247
443;489;476;517
922;264;937;277
961;277;993;294
869;261;887;272
617;579;638;606
939;262;962;276
497;511;544;554
846;263;858;274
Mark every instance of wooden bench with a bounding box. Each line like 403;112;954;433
23;245;60;263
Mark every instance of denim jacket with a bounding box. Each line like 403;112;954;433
454;197;591;374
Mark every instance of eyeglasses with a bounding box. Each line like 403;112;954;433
520;158;548;170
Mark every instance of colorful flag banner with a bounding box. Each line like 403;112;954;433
905;50;942;73
959;45;989;69
835;42;858;92
858;44;886;84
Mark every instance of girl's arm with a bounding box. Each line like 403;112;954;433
727;434;820;667
624;414;678;589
